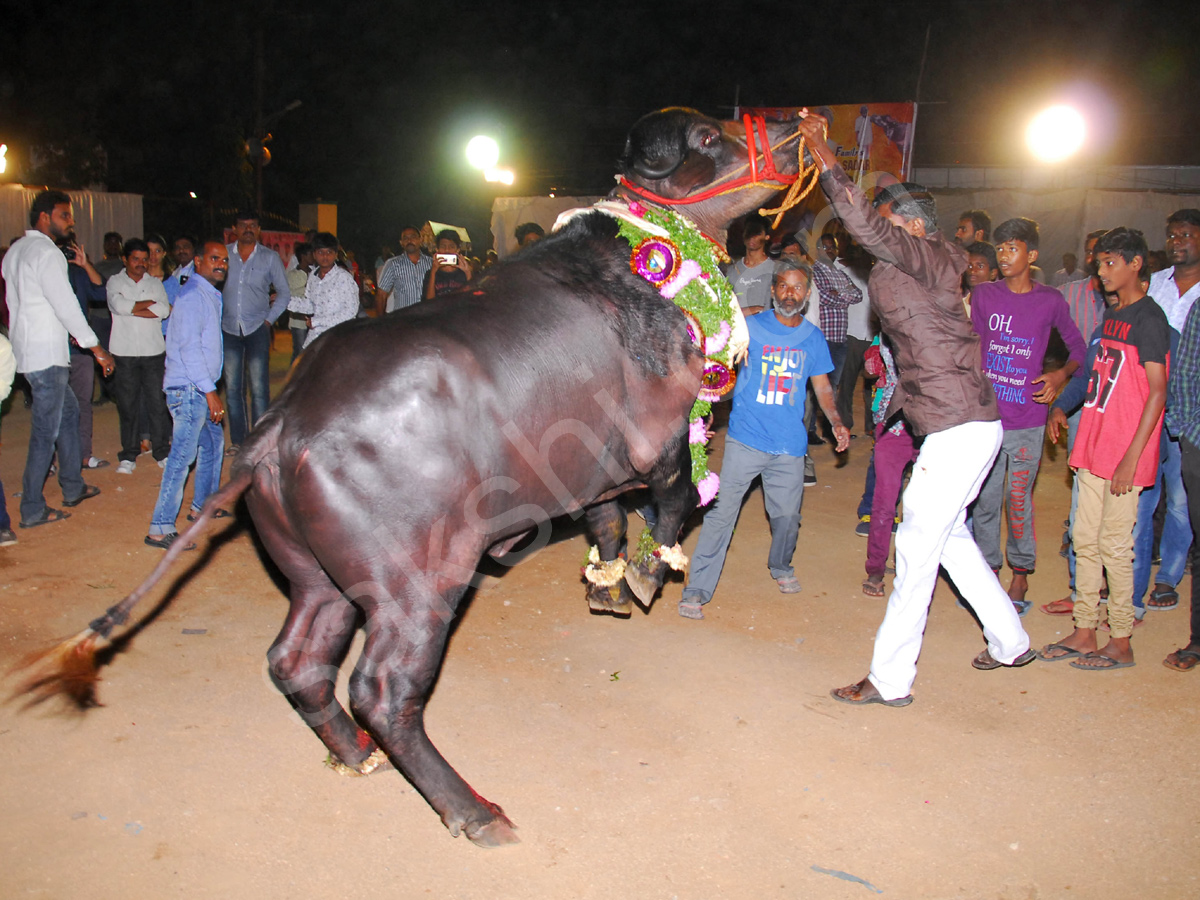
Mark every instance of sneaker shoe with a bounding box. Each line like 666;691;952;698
116;460;136;475
0;528;17;547
803;456;817;487
85;456;110;469
855;515;871;537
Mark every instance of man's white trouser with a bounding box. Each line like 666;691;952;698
869;419;1031;700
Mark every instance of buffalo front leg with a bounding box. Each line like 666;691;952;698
625;432;698;606
349;587;519;848
583;500;635;616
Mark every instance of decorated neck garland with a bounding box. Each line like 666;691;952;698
598;198;747;507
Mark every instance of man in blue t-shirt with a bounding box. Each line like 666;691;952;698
679;261;851;619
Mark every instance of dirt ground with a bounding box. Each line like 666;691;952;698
1;346;1197;900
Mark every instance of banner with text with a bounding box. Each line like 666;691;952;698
741;102;917;184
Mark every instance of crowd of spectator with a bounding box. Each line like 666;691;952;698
2;173;1199;690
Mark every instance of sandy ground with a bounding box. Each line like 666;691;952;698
1;345;1198;900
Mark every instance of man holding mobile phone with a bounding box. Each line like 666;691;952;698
424;229;472;299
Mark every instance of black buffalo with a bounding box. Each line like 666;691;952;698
25;108;803;847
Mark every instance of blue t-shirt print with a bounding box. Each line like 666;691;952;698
727;311;833;457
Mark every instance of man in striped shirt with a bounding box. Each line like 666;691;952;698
374;225;431;315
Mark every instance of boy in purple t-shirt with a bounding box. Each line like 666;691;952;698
970;218;1087;612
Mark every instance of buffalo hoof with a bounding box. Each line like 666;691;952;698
465;815;521;848
586;581;632;617
624;556;666;606
324;747;393;777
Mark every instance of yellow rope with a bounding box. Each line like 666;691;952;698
757;133;822;229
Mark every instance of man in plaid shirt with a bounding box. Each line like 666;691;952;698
812;233;864;389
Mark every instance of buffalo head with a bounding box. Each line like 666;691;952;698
616;107;804;246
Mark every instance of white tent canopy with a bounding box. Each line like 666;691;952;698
915;166;1200;274
1;184;143;253
490;195;604;259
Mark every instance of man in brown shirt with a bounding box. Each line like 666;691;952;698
796;112;1033;707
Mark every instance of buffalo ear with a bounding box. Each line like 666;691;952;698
623;135;686;181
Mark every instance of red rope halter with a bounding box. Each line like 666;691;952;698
616;114;802;208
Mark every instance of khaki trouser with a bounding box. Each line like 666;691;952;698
1073;468;1140;638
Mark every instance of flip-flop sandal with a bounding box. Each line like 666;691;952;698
829;680;913;707
1039;597;1075;616
1011;599;1032;617
1037;642;1085;662
62;484;101;507
1146;586;1179;611
862;578;885;597
1163;648;1200;672
972;647;1038;670
144;533;197;551
775;575;802;594
1070;651;1136;670
19;507;71;529
677;599;704;620
187;509;233;522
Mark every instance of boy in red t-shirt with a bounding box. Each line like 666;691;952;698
1039;228;1170;669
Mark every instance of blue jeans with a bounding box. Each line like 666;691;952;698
223;323;271;447
1133;435;1193;607
21;365;85;523
149;387;225;536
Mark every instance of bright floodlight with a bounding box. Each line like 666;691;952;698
1026;105;1086;162
0;144;7;174
466;135;500;170
484;167;514;186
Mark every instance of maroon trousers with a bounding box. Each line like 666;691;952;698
866;421;919;578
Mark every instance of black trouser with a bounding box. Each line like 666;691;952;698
838;334;873;432
112;353;171;462
1177;438;1200;647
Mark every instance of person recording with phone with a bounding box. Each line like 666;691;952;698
424;229;472;299
61;236;111;469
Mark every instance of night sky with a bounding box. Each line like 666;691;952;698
3;0;1197;255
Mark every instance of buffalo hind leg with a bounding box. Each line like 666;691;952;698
349;585;519;847
267;579;388;774
625;432;698;605
583;500;635;616
245;467;383;773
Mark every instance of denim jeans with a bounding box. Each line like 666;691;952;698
1132;434;1193;608
149;387;225;536
223;322;271;447
21;365;86;523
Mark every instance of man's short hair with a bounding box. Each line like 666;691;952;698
773;258;812;289
122;237;150;257
234;210;260;224
958;209;992;241
994;217;1040;252
174;235;198;248
103;230;123;243
873;182;938;233
399;224;421;237
741;213;771;239
1167;208;1200;230
29;190;71;228
292;242;311;258
966;241;998;272
310;232;339;252
1085;228;1108;244
435;229;461;248
1094;227;1150;273
514;222;545;243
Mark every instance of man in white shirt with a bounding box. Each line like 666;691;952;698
1;190;115;528
107;238;173;473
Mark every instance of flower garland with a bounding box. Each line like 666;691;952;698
583;545;628;587
631;526;690;572
608;200;747;507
